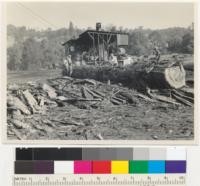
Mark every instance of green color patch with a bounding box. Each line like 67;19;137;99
129;161;148;173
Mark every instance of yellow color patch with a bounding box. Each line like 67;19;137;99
111;161;129;174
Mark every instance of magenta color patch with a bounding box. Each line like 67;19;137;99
74;161;92;174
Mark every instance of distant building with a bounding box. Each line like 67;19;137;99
62;23;129;63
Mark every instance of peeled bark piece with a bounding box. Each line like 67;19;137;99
172;89;194;103
10;119;29;129
7;95;31;115
81;87;93;99
22;90;39;112
42;83;57;99
179;87;194;98
171;93;193;107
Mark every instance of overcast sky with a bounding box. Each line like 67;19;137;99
6;2;194;30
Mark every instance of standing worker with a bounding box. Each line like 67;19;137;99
63;55;73;77
152;46;160;63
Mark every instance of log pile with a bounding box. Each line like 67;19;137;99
7;74;193;140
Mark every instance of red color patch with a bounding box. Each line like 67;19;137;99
92;161;111;174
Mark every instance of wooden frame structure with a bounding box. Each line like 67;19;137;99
62;30;128;63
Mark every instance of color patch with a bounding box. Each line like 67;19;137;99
99;148;117;160
167;148;186;160
148;161;165;173
111;161;129;174
82;148;101;160
116;148;133;160
92;161;111;174
165;161;186;173
74;161;92;174
129;161;148;174
34;148;82;160
15;161;34;174
149;148;166;160
54;161;73;174
133;148;149;160
16;148;33;160
33;161;54;174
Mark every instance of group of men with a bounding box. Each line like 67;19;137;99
63;46;161;76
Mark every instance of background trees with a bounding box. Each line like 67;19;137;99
7;22;194;71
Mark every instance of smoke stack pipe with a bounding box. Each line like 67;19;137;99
96;22;101;31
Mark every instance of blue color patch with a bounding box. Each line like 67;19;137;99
148;161;165;173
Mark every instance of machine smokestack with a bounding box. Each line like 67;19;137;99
96;22;101;31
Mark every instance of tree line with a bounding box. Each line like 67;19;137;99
7;22;194;71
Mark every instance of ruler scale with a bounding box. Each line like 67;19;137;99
13;174;186;186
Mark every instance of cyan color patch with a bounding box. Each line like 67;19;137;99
148;161;165;173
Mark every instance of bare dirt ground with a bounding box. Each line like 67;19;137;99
7;59;194;141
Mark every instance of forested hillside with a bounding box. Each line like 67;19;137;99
7;22;193;71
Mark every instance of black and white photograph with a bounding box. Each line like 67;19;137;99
4;1;195;142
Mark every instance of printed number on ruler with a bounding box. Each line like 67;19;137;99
13;174;186;186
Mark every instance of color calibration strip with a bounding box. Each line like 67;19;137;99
15;148;186;174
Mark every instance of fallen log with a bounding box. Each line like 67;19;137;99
135;93;156;102
179;87;194;98
70;62;186;90
172;89;194;103
85;88;103;99
7;95;31;115
171;92;193;107
111;96;126;104
110;98;123;105
146;89;180;106
143;63;186;89
55;96;102;102
52;118;85;126
92;90;106;97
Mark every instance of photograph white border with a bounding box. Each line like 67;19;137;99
1;0;199;145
